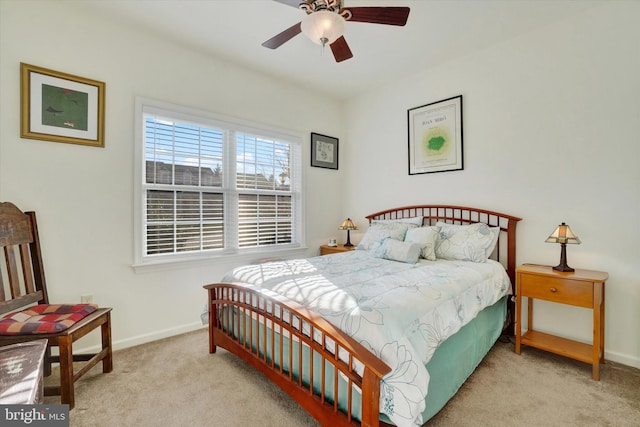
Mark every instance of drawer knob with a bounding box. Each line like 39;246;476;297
550;287;558;293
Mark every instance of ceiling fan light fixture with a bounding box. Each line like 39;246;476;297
301;10;345;46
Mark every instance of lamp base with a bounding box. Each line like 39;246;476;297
553;243;574;272
552;264;575;272
344;229;354;247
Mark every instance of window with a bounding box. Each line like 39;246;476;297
135;99;303;266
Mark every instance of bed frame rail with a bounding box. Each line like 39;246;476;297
205;283;392;427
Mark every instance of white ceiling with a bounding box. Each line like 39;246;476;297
79;0;603;100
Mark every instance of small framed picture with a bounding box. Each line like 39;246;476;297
310;132;338;170
20;63;105;147
408;95;463;175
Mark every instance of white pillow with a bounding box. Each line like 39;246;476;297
404;226;440;261
378;239;422;264
486;226;500;259
435;222;499;262
357;222;414;252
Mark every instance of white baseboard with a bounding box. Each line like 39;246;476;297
605;349;640;369
112;322;207;352
72;322;207;355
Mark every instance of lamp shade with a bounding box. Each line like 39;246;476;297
301;10;345;46
338;218;358;231
545;222;581;245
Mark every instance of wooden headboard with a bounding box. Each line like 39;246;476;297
365;205;522;285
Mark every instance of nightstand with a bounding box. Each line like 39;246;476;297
515;264;608;380
320;244;356;255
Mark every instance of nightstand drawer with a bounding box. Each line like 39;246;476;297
520;274;593;307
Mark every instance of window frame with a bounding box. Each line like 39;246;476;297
133;97;306;271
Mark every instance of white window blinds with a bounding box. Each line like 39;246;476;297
236;133;293;248
140;102;301;261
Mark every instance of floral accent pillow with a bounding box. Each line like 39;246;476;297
404;226;440;261
435;222;499;262
357;221;416;253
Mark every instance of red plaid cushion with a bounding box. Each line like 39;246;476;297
0;304;98;335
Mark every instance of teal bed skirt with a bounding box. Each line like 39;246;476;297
386;295;507;424
224;295;507;425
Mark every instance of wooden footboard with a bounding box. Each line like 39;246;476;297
205;283;392;427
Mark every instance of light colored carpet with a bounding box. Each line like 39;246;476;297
46;328;640;426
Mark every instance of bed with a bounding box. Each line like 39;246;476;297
204;205;521;427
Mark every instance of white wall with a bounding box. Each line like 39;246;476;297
344;2;640;367
0;1;346;349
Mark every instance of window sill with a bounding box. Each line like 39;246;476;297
132;246;309;274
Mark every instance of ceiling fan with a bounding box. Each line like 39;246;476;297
262;0;410;63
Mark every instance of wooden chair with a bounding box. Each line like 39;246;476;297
0;202;112;409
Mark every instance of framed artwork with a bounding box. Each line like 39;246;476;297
310;132;338;170
408;95;463;175
20;63;105;147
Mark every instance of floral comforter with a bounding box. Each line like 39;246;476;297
222;250;511;427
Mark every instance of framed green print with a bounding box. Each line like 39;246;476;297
21;63;105;147
408;95;463;175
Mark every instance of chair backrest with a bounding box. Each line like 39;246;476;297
0;202;48;316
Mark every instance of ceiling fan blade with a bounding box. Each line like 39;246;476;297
342;6;410;26
272;0;302;8
262;22;302;49
330;36;353;63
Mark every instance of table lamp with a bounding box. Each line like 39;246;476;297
338;218;358;247
545;222;581;272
